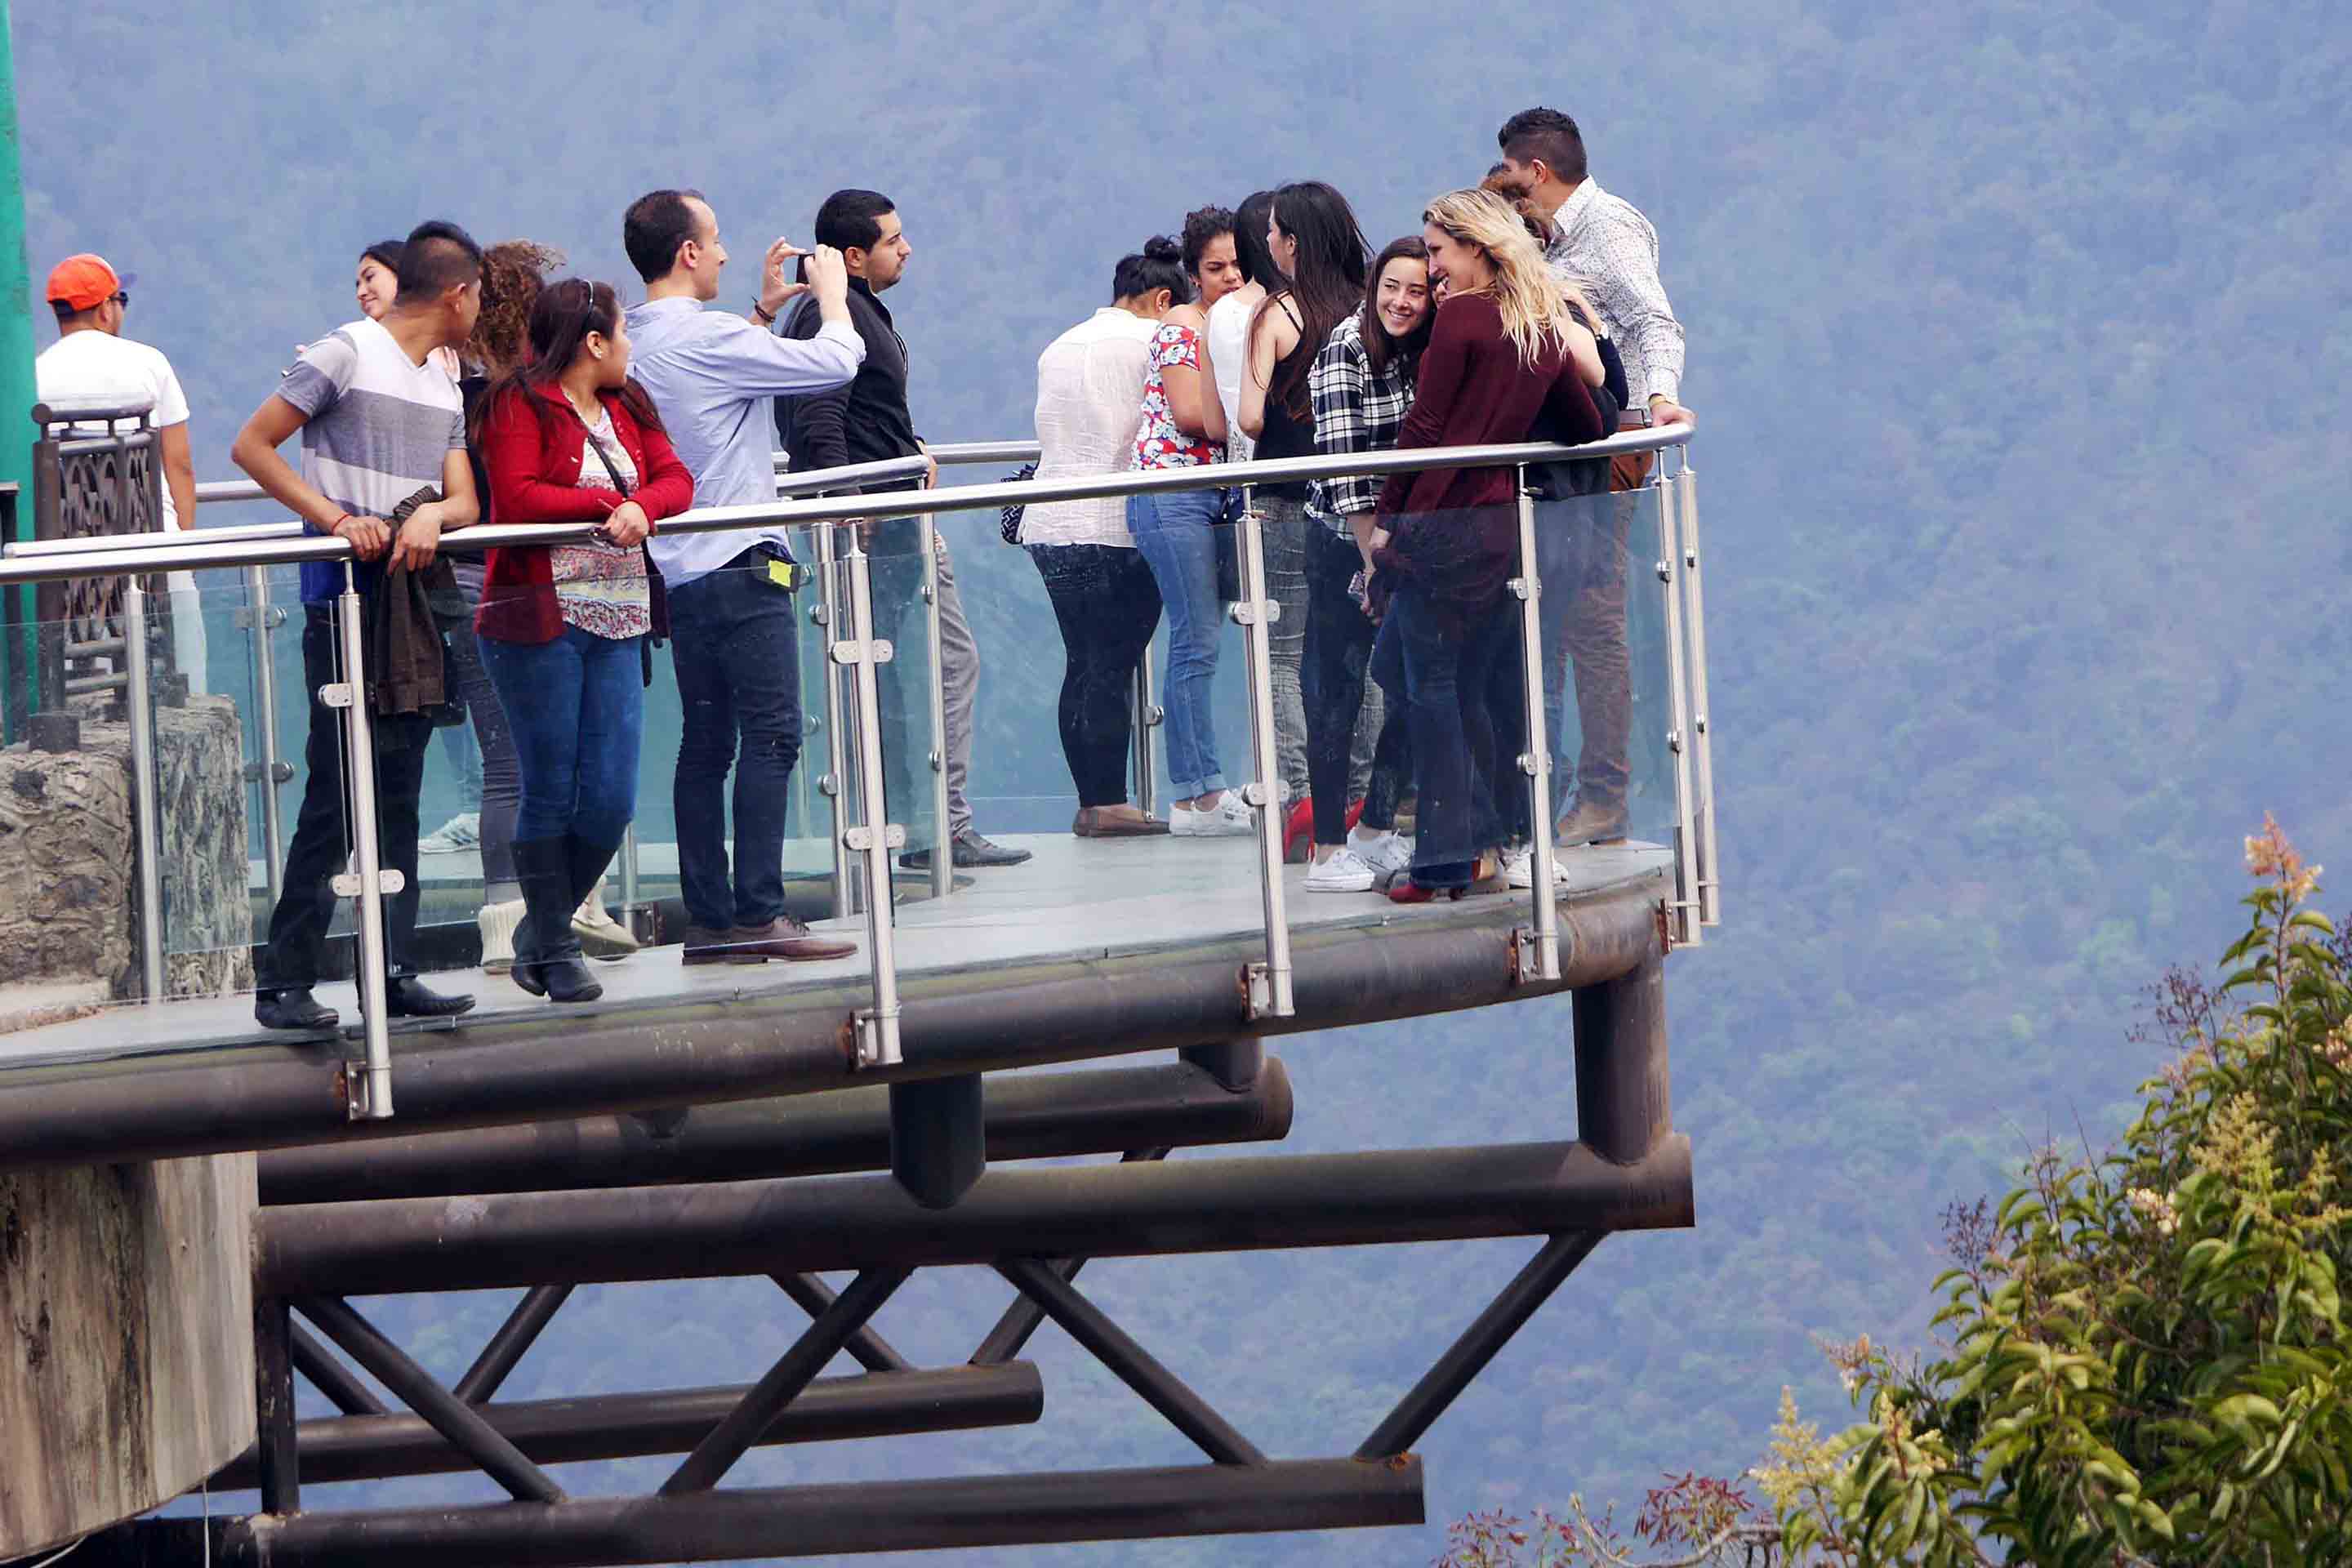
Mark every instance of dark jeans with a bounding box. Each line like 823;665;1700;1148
446;559;520;887
479;625;644;847
1029;541;1164;808
666;549;803;930
1371;587;1512;888
1537;492;1632;814
1303;525;1409;845
258;605;430;995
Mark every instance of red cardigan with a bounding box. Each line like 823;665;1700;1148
474;381;695;644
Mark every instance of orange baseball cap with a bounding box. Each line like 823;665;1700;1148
45;254;135;311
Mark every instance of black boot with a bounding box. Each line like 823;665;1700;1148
512;837;603;1004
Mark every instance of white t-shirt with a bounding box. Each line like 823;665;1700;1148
1205;290;1256;465
34;329;193;530
1022;307;1157;549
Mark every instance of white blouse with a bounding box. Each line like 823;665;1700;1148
1021;308;1159;549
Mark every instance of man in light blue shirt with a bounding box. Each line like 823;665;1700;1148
622;188;864;965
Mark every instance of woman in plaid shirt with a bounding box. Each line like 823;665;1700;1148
1299;237;1435;893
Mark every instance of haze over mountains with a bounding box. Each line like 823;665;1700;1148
20;0;2352;1561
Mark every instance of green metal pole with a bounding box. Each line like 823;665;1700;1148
0;2;33;743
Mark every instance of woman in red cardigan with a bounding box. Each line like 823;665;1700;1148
473;278;694;1002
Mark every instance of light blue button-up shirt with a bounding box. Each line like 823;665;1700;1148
625;296;864;586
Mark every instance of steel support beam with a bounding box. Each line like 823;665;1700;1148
662;1267;910;1493
260;1138;1693;1298
256;1059;1291;1205
290;1321;386;1417
207;1363;1041;1490
998;1256;1264;1466
971;1148;1168;1366
889;1074;984;1209
451;1284;572;1404
294;1295;563;1503
0;886;1657;1174
253;1296;298;1516
771;1272;911;1374
105;1457;1423;1567
1356;1230;1606;1459
1178;1038;1263;1090
1574;947;1672;1165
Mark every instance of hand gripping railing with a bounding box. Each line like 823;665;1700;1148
0;425;1709;1109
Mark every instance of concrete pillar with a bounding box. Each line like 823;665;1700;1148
0;1153;257;1557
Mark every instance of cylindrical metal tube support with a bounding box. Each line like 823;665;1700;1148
1652;473;1701;948
1677;460;1719;928
1231;488;1294;1019
814;521;856;919
1509;473;1561;981
247;565;286;910
1130;641;1159;818
918;514;951;900
333;571;395;1118
618;822;640;937
1572;948;1672;1165
841;535;902;1067
122;580;167;1004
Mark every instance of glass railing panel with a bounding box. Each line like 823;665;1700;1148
859;513;945;908
885;477;1276;980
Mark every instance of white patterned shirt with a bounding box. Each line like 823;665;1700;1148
1545;178;1685;408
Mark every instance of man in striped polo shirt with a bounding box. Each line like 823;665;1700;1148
231;220;485;1031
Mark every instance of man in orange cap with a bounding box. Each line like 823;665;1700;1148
35;252;206;693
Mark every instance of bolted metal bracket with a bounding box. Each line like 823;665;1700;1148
842;825;908;853
1507;576;1539;602
928;748;945;774
1240;782;1273;810
246;760;296;785
1143;704;1165;727
831;638;894;667
1654;559;1673;585
809;602;831;627
1509;925;1561;986
1242;962;1278;1021
234;604;289;631
1667;728;1684;755
318;682;355;710
852;1009;901;1069
331;868;407;898
817;773;841;798
340;1060;377;1120
1517;751;1543;778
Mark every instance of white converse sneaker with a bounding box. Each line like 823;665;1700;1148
1171;791;1256;838
1504;843;1535;889
1352;831;1413;882
1304;846;1379;893
477;898;524;973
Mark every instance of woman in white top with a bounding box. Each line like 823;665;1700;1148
1022;239;1192;837
1200;191;1274;463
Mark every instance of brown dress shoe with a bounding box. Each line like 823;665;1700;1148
730;915;859;962
1072;806;1173;838
1555;799;1630;846
682;924;761;965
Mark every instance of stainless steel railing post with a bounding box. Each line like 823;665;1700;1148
246;565;287;910
1231;487;1294;1019
1509;470;1561;982
1130;642;1160;818
813;522;857;919
1654;468;1703;949
839;532;902;1067
122;581;168;1004
918;516;951;900
619;821;641;937
330;564;397;1117
1676;452;1720;928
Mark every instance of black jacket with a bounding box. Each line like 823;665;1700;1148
774;278;923;494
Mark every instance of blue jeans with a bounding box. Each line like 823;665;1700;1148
665;550;804;930
1127;487;1227;797
1371;587;1512;888
479;625;644;847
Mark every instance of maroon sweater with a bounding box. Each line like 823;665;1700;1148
1371;292;1602;627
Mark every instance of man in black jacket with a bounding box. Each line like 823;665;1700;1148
777;189;1029;870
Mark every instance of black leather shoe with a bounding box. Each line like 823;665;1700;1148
902;829;1033;871
521;956;604;1004
383;977;476;1019
255;988;338;1031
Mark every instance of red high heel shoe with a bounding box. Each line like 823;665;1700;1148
1283;796;1315;863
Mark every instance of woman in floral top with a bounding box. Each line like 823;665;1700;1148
1126;236;1250;836
474;279;693;1003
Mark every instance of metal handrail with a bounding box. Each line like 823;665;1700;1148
16;453;935;559
0;427;1692;587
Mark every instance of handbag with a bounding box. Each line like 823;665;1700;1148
997;462;1037;545
572;406;666;688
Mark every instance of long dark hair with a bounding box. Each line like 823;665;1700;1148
1231;189;1278;288
1252;180;1369;416
470;278;664;448
1360;237;1434;382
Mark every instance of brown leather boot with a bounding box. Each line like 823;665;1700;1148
729;915;859;962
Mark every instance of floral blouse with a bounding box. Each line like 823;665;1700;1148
549;405;653;640
1129;323;1218;470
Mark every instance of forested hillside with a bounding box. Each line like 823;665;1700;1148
18;0;2352;1561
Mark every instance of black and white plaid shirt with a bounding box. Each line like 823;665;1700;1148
1306;314;1415;531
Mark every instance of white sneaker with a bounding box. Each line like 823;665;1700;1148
477;898;523;973
1505;843;1534;889
1304;846;1379;893
573;879;640;959
1352;831;1413;882
419;812;482;854
1171;791;1256;838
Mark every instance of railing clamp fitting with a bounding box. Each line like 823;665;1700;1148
830;638;893;667
340;1059;379;1120
318;682;354;710
1243;962;1282;1021
852;1009;902;1069
842;825;907;853
332;868;406;898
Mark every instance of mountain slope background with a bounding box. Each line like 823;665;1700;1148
19;0;2352;1561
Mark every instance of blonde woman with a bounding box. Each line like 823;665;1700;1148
1366;189;1606;902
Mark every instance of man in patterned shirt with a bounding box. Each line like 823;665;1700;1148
1493;108;1694;857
